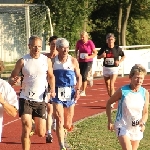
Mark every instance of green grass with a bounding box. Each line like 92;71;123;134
67;110;150;150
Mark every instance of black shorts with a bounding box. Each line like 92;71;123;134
19;98;46;119
79;62;93;82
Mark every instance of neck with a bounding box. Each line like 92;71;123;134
129;84;140;92
58;54;68;63
30;53;40;59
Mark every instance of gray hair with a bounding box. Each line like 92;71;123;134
56;38;69;48
29;35;42;44
129;64;147;78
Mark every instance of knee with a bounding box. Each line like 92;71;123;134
37;132;45;137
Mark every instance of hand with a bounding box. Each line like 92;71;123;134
84;55;90;60
107;122;114;131
114;61;120;67
74;90;80;102
0;93;5;105
102;52;106;58
139;120;145;132
49;91;56;98
8;76;21;86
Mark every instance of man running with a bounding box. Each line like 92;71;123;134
9;35;55;150
44;35;58;143
97;33;125;108
52;38;82;150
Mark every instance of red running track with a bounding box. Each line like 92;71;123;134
1;75;150;150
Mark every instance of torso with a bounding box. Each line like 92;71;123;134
115;85;146;129
20;54;48;102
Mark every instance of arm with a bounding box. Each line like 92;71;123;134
74;46;78;59
8;58;24;86
106;88;122;127
86;49;98;59
47;58;55;97
141;90;149;124
97;47;106;59
0;82;18;117
0;97;17;117
73;58;82;101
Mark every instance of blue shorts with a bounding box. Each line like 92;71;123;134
51;87;75;108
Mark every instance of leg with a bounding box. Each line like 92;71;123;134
46;102;54;143
131;140;140;150
21;114;32;150
53;102;65;149
103;76;111;97
34;117;46;137
64;104;75;130
80;62;92;96
118;135;132;150
32;101;47;137
110;74;118;96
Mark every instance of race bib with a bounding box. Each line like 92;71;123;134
80;53;88;59
24;86;39;99
105;58;114;65
58;87;71;101
127;115;140;127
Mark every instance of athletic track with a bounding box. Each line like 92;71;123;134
1;75;150;150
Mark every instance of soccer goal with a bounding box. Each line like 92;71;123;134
0;4;53;62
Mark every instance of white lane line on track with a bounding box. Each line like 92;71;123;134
3;118;20;127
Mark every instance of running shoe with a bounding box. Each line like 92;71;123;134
46;133;53;143
80;91;86;96
61;148;67;150
111;102;116;108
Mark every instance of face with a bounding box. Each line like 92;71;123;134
130;72;145;88
58;45;69;57
107;36;115;44
49;39;57;51
80;33;88;43
28;39;42;58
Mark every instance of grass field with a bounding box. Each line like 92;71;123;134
67;110;150;150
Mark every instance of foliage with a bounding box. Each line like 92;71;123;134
25;0;150;48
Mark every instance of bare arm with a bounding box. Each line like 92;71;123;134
47;58;55;96
119;55;125;63
0;93;17;117
87;49;98;59
8;58;24;86
74;48;78;59
73;58;82;90
106;88;122;123
141;90;149;123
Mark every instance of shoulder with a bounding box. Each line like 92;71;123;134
114;45;122;51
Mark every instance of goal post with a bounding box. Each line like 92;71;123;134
0;4;53;62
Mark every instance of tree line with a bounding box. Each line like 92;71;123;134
25;0;150;49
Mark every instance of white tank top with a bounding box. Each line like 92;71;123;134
20;54;48;102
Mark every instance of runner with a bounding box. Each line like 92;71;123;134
8;35;55;150
44;35;58;143
75;31;97;96
106;64;149;150
97;33;125;108
0;61;18;142
52;38;82;150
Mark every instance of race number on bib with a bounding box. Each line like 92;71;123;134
80;53;88;59
105;58;114;65
24;87;39;99
58;87;71;101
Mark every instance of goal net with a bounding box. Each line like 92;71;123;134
0;4;53;62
